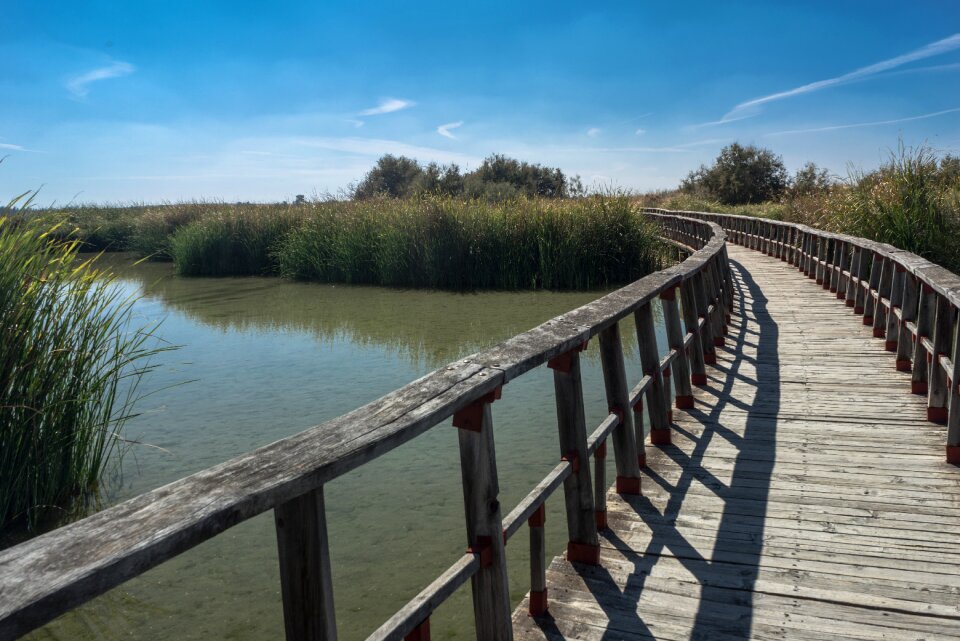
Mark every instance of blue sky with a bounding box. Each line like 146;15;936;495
2;1;960;204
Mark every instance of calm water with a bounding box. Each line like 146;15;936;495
29;255;668;641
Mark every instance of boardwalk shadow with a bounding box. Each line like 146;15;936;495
535;259;780;640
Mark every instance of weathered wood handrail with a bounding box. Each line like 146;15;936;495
0;213;731;641
647;207;960;466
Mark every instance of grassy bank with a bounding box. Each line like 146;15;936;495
0;207;163;532
641;145;960;273
38;195;667;290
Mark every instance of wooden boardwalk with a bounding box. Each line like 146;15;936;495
513;244;960;641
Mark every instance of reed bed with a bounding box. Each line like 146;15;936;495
0;209;163;532
273;196;664;290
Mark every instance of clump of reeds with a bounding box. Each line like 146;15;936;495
274;195;665;290
170;205;304;276
0;194;163;531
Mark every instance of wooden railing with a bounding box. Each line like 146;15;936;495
648;207;960;465
0;213;732;641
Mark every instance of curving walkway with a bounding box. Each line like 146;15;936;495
513;243;960;640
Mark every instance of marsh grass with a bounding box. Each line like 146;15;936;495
1;199;166;532
274;195;665;290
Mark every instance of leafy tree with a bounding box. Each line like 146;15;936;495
354;155;424;199
682;143;789;204
465;154;568;198
412;162;465;196
791;162;833;196
939;154;960;186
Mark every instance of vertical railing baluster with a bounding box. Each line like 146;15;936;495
845;247;861;308
946;317;960;464
896;273;919;372
453;390;512;640
885;264;905;352
662;286;694;410
853;249;871;315
599;324;643;495
681;278;708;387
836;241;850;299
636;303;671;444
693;271;718;365
872;258;893;338
863;253;883;325
928;295;952;424
527;505;547;616
911;285;936;395
549;345;600;567
275;487;338;641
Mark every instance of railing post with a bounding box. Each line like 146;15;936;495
845;247;861;308
885;264;906;352
927;295;953;424
835;241;850;298
527;506;547;616
872;257;893;338
636;302;671;444
662;286;694;410
853;249;871;315
453;390;513;640
680;278;708;387
911;285;936;395
863;253;883;325
693;271;718;364
947;319;960;464
274;487;338;641
549;345;600;566
896;273;920;372
598;324;643;495
814;237;825;284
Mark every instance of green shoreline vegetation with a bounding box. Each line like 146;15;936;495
0;192;166;535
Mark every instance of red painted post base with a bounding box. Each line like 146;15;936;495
911;381;928;395
872;327;885;338
713;336;725;347
650;428;671;445
595;509;607;530
884;340;898;352
837;292;846;300
704;352;717;365
845;299;855;307
830;287;838;293
854;305;864;314
529;590;548;617
896;359;912;372
816;278;823;285
675;395;694;409
862;315;873;325
692;373;708;385
947;446;960;466
405;619;430;641
928;407;948;424
616;475;642;495
567;542;600;565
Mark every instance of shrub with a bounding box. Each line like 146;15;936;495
682;143;789;205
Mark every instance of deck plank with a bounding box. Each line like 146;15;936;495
513;244;960;640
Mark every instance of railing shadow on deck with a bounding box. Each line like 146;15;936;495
530;258;779;640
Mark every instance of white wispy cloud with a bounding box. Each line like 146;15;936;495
293;136;481;166
66;60;135;98
0;143;26;151
437;121;463;140
635;128;646;136
358;98;415;116
587;127;602;138
725;33;960;120
765;107;960;137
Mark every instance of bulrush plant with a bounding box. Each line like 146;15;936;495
274;195;665;290
0;195;164;533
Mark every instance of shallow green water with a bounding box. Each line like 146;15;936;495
28;255;668;641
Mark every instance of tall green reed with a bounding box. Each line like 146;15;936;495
1;196;166;532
